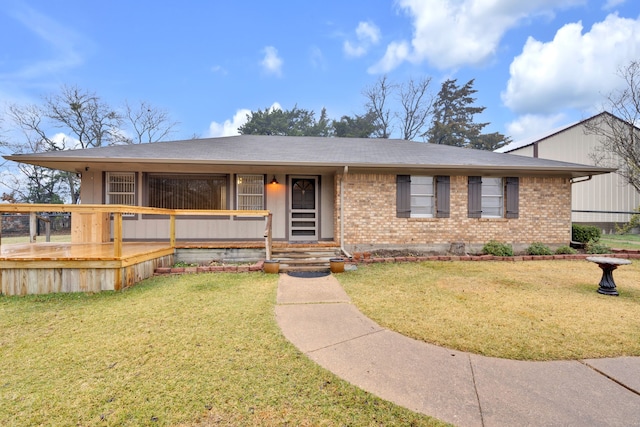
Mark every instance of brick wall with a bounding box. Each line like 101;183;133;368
335;173;572;254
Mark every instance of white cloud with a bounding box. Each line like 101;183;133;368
1;5;90;81
603;0;626;10
370;0;584;72
260;46;283;77
344;21;381;58
502;13;640;114
505;113;567;142
207;102;282;137
208;109;251;137
309;46;327;70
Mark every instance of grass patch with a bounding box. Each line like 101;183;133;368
1;234;72;244
0;273;444;427
338;261;640;361
601;234;640;250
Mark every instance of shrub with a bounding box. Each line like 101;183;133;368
572;224;601;243
482;240;513;257
554;245;578;255
526;242;553;256
585;240;611;254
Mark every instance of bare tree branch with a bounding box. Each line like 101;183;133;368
585;61;640;194
122;100;179;144
363;75;394;138
398;76;434;140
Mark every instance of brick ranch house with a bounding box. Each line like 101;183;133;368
5;135;613;256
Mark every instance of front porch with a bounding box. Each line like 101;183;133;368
0;204;345;295
0;204;272;295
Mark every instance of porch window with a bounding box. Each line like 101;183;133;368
396;175;450;218
468;176;519;218
147;174;227;210
236;175;264;210
105;172;136;206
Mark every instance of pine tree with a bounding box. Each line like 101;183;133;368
426;79;507;150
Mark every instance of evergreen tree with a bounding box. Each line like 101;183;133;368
426;79;508;150
238;106;331;136
332;110;379;138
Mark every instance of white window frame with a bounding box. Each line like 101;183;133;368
481;177;504;218
410;175;434;218
236;174;264;211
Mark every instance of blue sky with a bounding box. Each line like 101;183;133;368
1;0;639;145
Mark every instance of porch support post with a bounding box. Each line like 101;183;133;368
170;214;176;248
264;212;273;260
113;212;123;258
29;212;37;243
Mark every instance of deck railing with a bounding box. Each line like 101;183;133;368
0;204;272;259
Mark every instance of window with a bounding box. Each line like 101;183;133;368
106;172;136;206
410;176;434;217
481;177;503;217
237;174;264;210
147;174;227;210
397;175;450;218
468;176;519;218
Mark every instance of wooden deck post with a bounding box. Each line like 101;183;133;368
170;214;176;248
264;213;273;260
113;212;123;257
29;212;37;243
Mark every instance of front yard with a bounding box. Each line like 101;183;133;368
0;273;442;427
2;258;639;425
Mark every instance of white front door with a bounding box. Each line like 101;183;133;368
289;176;318;241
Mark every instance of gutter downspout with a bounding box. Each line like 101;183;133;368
571;175;592;184
340;166;352;259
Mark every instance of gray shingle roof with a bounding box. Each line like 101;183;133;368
5;135;613;177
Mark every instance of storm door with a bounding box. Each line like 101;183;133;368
289;176;318;241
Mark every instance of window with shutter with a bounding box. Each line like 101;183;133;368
468;176;519;219
397;175;450;218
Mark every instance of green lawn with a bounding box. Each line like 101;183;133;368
0;273;444;427
338;260;640;361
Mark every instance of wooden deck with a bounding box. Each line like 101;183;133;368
0;242;175;296
0;204;274;296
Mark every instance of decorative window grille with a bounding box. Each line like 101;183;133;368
106;172;136;206
237;175;264;210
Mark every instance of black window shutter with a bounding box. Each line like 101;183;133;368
435;176;450;218
468;176;482;218
505;177;519;219
396;175;411;218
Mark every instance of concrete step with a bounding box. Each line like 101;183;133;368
272;247;343;272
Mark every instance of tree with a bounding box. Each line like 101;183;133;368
363;75;435;140
2;85;178;203
397;76;434;140
585;61;640;194
238;105;331;136
332;110;379;138
3;103;70;203
123;100;179;144
363;75;394;138
45;85;123;149
425;79;508;150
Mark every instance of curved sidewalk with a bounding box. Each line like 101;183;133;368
275;273;640;427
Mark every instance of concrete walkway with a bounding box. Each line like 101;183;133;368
275;273;640;427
